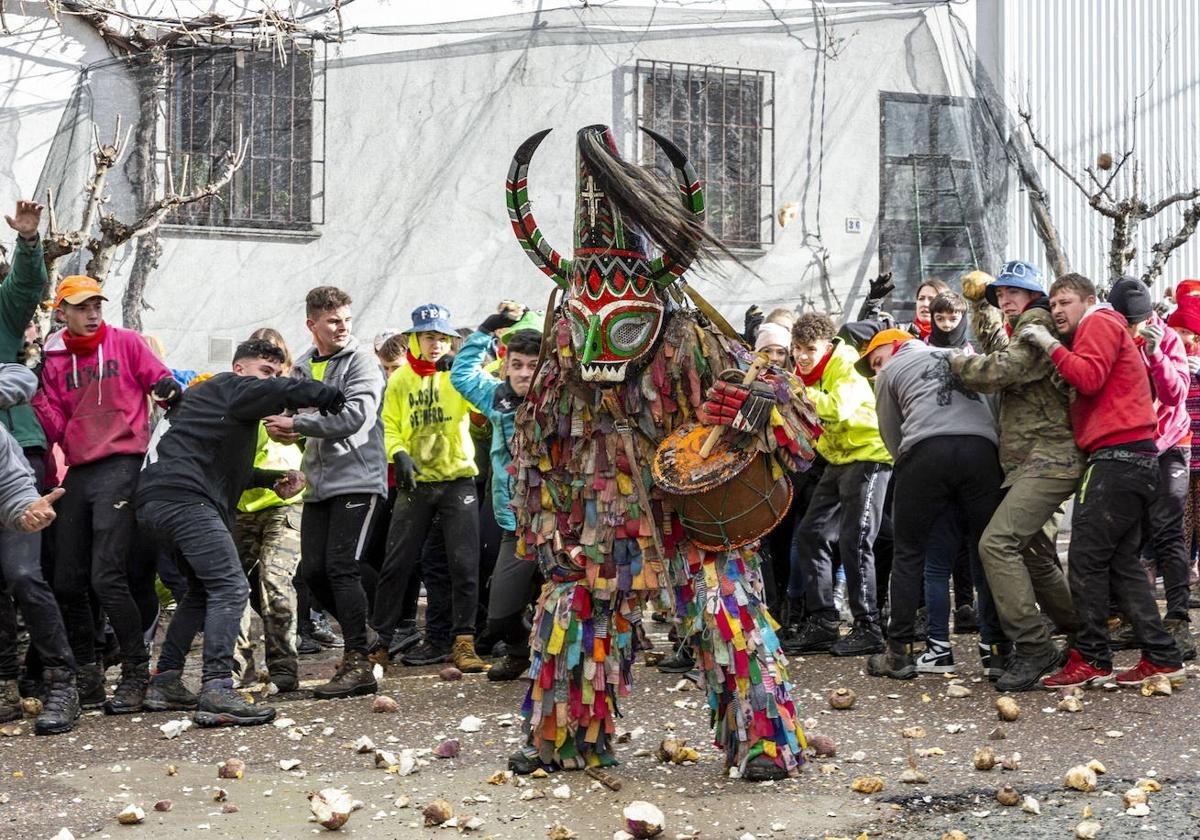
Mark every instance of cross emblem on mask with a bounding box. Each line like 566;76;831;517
580;176;605;229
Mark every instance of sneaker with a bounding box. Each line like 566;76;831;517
656;644;696;674
1164;619;1197;662
388;623;423;658
916;639;955;674
297;634;322;656
830;622;884;657
867;643;917;680
451;636;490;673
1114;655;1186;686
507;748;545;775
995;646;1065;693
1041;648;1113;690
311;651;377;700
979;641;1013;681
784;616;840;655
743;753;789;782
193;678;276;727
953;604;979;635
487;653;531;682
310;612;343;648
103;662;148;715
34;668;80;736
144;670;199;711
77;662;106;710
0;680;21;724
400;638;452;667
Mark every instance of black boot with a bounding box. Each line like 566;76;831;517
994;645;1065;693
104;661;148;715
269;662;299;694
297;634;322;655
979;641;1014;682
144;669;199;711
35;668;80;736
507;748;548;775
743;754;789;782
76;662;106;710
388;621;422;658
867;641;917;680
487;652;532;682
785;616;840;654
830;621;885;657
400;637;451;667
311;650;377;700
656;642;696;674
193;678;276;727
0;680;20;724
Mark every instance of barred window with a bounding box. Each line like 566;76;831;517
636;60;774;249
163;45;324;231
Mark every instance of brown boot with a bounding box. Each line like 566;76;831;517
0;680;20;724
452;636;490;673
311;651;377;700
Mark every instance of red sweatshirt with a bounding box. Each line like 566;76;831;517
1048;305;1157;453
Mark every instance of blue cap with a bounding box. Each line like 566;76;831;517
985;260;1044;307
405;303;456;336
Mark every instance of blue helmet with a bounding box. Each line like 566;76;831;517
985;260;1044;307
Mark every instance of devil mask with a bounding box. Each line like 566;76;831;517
506;124;707;384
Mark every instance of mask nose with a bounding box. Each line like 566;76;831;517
580;314;603;365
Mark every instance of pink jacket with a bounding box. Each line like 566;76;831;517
1140;313;1192;453
33;325;170;467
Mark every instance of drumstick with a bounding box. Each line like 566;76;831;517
699;352;769;459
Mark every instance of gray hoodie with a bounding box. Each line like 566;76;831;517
0;364;40;529
291;336;388;502
874;342;998;462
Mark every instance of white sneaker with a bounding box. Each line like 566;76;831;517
916;640;956;674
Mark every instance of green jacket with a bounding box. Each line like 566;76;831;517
238;423;304;512
806;341;891;465
950;299;1083;486
0;237;47;450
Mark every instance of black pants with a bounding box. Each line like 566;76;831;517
486;532;539;654
886;435;1005;646
1071;456;1180;669
793;460;891;625
373;478;480;645
138;499;248;684
53;454;146;668
300;494;379;654
1143;446;1192;621
0;451;74;678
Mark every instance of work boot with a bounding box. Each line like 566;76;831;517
995;645;1064;693
451;635;490;674
979;641;1014;681
0;681;20;724
269;662;300;694
104;661;149;715
487;652;532;682
743;753;789;782
35;668;80;736
401;637;451;667
507;748;546;775
193;678;276;727
311;651;377;700
366;642;391;672
785;616;840;654
77;662;106;710
830;621;885;657
310;612;343;648
388;621;422;658
656;643;696;674
144;669;199;711
1164;618;1197;662
867;642;917;680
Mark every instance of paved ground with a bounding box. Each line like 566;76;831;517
1;619;1198;840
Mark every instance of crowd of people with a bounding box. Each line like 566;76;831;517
0;195;1196;742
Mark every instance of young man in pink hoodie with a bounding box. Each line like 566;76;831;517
32;275;178;715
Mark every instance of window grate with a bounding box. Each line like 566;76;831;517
159;43;325;231
635;60;774;249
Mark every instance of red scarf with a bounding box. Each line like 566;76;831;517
912;318;932;340
406;349;438;377
797;345;835;386
62;321;107;356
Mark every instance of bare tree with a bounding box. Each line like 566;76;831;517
1019;108;1200;287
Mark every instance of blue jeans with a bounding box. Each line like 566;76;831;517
923;508;1001;645
138;498;250;683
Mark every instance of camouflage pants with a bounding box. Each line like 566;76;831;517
233;506;301;684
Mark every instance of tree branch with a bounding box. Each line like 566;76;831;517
1141;203;1200;287
1018;107;1120;219
1147;186;1200;218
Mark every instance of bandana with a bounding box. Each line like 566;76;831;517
62;321;107;356
912;318;932;340
929;317;969;349
406;349;438;378
797;345;835;387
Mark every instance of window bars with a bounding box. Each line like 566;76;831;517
161;43;325;231
635;60;774;249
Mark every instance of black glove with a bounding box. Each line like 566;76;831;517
393;450;418;492
151;376;182;407
479;311;521;334
314;387;347;416
743;305;764;343
867;272;895;301
436;353;455;372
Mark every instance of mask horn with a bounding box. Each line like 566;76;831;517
640;126;706;287
506;129;571;289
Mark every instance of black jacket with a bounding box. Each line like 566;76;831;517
136;372;337;526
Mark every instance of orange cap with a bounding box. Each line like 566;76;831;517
54;275;108;308
855;328;916;377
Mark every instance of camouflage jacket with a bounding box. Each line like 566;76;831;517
950;299;1084;486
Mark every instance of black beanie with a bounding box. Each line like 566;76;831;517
1108;276;1153;324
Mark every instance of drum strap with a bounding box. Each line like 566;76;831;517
603;393;667;565
681;281;746;347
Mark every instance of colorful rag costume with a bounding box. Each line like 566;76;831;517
504;124;820;779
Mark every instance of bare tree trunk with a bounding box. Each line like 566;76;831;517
123;232;161;332
121;56;164;331
1021;172;1072;279
1108;211;1135;282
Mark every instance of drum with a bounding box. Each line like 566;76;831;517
651;422;793;551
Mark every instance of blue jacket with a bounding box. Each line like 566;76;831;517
450;331;521;531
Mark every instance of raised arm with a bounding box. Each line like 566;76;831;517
292;351;382;439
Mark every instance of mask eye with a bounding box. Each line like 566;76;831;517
608;315;654;354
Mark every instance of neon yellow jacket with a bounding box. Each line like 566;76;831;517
238;423;304;512
806;342;892;466
381;336;478;482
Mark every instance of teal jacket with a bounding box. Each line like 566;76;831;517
0;237;47;450
450;331;521;532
